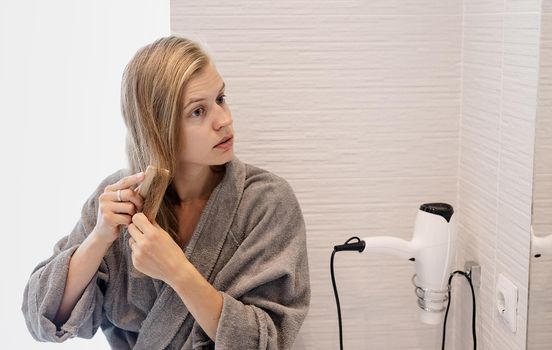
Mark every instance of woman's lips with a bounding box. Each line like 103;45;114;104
214;136;233;150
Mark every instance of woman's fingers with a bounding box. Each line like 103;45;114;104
109;201;138;216
103;172;145;212
127;222;144;244
108;189;144;212
102;211;133;227
128;237;136;249
105;172;144;192
94;172;144;244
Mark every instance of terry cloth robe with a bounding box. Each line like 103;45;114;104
21;155;311;350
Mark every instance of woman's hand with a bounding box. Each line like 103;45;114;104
127;213;188;283
94;172;145;245
128;214;224;342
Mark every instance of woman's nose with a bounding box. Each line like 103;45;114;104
214;106;232;130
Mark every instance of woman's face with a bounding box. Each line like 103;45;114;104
179;62;234;167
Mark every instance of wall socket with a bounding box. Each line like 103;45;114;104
496;273;518;333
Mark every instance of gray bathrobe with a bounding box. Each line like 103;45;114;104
21;156;311;349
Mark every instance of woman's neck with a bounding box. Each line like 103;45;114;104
173;164;225;204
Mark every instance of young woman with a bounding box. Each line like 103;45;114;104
22;35;311;350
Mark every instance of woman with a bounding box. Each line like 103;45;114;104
21;35;311;350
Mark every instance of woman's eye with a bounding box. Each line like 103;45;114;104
217;94;227;104
191;107;204;118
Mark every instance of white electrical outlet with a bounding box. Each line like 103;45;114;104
496;273;518;333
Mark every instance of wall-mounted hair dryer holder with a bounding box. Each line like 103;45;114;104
411;274;450;313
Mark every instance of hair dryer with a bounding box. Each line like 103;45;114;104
531;225;552;258
360;203;456;325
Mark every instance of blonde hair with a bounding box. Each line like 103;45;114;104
120;35;223;246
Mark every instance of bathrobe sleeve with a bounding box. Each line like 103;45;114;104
213;177;311;350
21;173;116;342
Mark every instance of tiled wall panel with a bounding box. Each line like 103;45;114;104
171;1;541;348
527;2;552;348
455;1;541;349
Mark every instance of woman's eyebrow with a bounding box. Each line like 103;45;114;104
184;82;225;110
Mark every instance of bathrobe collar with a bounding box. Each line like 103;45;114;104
134;155;245;349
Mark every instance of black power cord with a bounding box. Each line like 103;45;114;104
441;270;477;350
330;237;365;350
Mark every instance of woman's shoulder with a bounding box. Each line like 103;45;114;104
236;161;303;224
231;160;305;243
241;162;297;201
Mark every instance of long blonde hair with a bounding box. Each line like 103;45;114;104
120;35;222;246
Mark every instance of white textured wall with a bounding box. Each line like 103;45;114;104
172;1;462;348
527;0;552;348
454;1;542;350
171;1;543;349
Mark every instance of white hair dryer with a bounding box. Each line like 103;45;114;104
336;203;456;325
531;225;552;258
